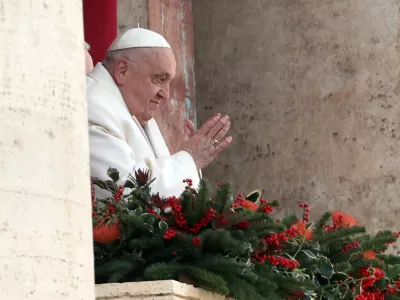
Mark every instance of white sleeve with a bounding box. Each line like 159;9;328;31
89;125;200;197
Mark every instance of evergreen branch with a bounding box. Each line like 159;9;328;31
127;236;164;251
377;254;400;265
315;212;331;230
183;266;229;295
318;227;366;253
195;179;210;219
225;276;266;300
181;190;195;225
281;214;298;228
201;229;253;256
349;258;384;271
215;182;233;214
143;262;182;281
95;255;144;284
195;254;253;276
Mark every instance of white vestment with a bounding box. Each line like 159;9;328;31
86;63;200;197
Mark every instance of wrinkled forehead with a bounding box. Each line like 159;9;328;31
128;48;172;75
145;48;175;71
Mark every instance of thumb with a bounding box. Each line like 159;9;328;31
185;120;196;137
183;120;196;142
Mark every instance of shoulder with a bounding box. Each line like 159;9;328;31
87;84;118;129
86;67;131;137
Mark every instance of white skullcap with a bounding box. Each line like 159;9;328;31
108;28;171;51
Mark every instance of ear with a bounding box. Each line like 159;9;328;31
113;59;129;85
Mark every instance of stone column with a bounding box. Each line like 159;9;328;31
193;1;400;232
0;1;95;299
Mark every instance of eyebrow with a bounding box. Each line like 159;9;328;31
153;73;171;79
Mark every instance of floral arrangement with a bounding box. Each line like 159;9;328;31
92;168;400;300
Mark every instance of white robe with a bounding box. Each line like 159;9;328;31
86;63;200;197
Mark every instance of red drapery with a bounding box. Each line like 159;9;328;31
83;0;118;65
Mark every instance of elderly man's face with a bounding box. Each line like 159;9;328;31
118;48;176;125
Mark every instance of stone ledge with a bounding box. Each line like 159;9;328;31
96;280;227;300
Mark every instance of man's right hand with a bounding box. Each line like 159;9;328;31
178;113;232;170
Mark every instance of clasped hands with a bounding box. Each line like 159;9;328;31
178;113;232;170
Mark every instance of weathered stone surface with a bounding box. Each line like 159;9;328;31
0;1;95;299
96;281;227;299
193;0;400;238
118;0;149;33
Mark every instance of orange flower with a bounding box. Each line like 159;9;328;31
331;211;360;227
240;200;258;211
363;250;376;260
93;223;120;244
292;221;313;240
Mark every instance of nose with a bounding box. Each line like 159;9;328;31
158;84;170;100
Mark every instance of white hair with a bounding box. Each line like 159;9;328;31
102;47;168;71
103;49;134;65
84;41;90;50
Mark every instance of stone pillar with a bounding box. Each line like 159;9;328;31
193;1;400;231
0;1;95;299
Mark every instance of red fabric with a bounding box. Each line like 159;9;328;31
83;0;118;65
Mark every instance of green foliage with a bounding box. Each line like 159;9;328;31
143;262;182;280
246;189;262;203
281;214;298;228
92;168;400;299
194;179;210;218
201;229;252;256
107;168;120;182
214;181;233;214
182;267;229;295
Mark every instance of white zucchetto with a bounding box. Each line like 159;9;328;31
108;28;171;51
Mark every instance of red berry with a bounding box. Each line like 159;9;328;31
192;237;202;247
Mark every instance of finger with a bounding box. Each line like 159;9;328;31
213;121;230;142
185;120;196;137
213;136;233;156
196;113;222;136
183;125;191;141
205;115;229;140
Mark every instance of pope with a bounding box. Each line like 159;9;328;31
86;28;232;197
